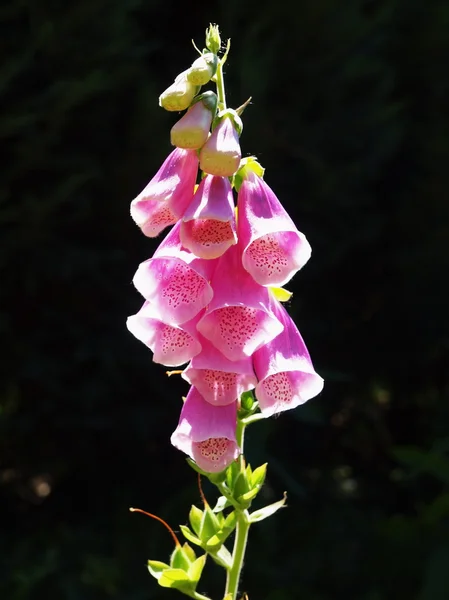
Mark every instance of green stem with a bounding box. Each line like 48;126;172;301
224;419;250;599
225;509;250;599
215;58;227;111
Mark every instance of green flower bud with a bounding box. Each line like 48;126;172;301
159;71;199;112
187;53;218;86
205;24;221;55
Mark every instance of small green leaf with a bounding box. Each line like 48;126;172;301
213;495;231;513
179;525;203;547
249;492;287;523
188;554;207;584
251;463;267;488
270;287;293;302
211;545;232;569
189;505;203;536
147;560;170;580
237;486;260;506
205;534;222;551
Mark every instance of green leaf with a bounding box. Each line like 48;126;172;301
179;525;203;547
210;545;232;569
189;505;203;536
237;486;260;506
147;560;170;580
187;554;207;584
213;495;231;513
249;492;287;523
251;463;267;488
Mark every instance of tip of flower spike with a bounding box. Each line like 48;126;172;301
205;24;221;55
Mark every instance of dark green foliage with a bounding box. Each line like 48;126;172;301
1;0;448;598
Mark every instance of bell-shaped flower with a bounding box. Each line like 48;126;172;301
126;301;202;367
186;53;218;86
159;70;199;112
130;148;198;238
196;243;283;361
180;175;237;259
170;92;217;150
182;335;257;406
238;170;312;286
253;298;324;417
133;222;216;325
171;386;240;473
199;114;241;177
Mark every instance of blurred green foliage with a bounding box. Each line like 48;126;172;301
1;0;448;599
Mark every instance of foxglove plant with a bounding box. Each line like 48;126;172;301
127;24;323;600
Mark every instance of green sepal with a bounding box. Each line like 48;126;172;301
207;468;228;485
186;458;209;476
170;543;195;571
147;560;170;580
251;463;267;488
240;390;255;413
189;505;203;536
180;525;203;547
249;492;287;523
158;568;194;590
226;460;241;490
233;466;251;500
233;157;265;192
200;505;221;540
187;554;207;585
210;545;232;569
236;486;260;506
190;90;218;114
211;109;243;136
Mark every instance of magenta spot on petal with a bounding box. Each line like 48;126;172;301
161;263;208;309
188;219;234;246
160;325;194;354
202;369;238;397
193;437;230;462
214;306;259;353
260;372;293;406
246;234;289;279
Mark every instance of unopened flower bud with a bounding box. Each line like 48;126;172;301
159;71;199;112
170;92;217;149
187;53;218;86
205;24;221;55
199;111;242;177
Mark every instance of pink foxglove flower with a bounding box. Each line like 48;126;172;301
180;175;237;259
170;92;217;150
182;335;257;406
133;222;216;325
253;298;324;417
126;301;202;367
197;243;283;361
130;148;198;238
238;170;312;286
171;387;239;473
199;115;241;177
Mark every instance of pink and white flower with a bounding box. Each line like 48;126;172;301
253;298;324;417
171;386;240;473
238;170;311;286
130;148;198;238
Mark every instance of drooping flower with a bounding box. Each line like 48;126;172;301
170;92;217;150
126;301;202;367
238;170;311;286
180;175;237;259
197;243;283;361
253;298;324;417
130;148;198;238
182;334;256;406
186;53;218;86
171;386;239;473
199;113;242;177
133;222;216;325
159;70;199;112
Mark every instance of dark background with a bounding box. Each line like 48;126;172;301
1;1;449;599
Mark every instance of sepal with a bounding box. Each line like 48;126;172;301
233;157;265;192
